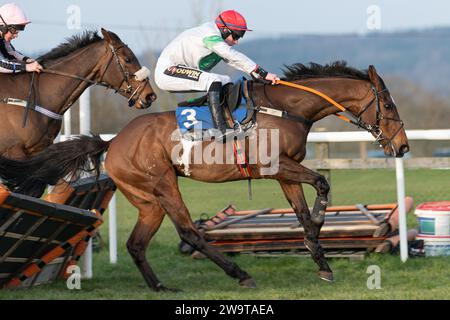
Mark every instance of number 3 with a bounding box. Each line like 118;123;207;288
181;108;198;129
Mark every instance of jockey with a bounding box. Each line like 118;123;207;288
155;9;279;139
0;3;42;74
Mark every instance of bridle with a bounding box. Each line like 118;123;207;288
97;43;150;107
42;42;150;107
17;40;151;127
354;85;405;152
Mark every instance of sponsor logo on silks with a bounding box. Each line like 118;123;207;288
164;66;202;81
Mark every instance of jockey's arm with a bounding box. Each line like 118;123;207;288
0;59;26;73
2;42;42;73
206;37;256;73
206;37;279;84
5;41;29;62
250;65;279;85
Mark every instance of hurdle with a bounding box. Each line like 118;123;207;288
0;184;102;288
194;200;413;259
44;173;117;277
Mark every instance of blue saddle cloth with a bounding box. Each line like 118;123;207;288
176;105;248;133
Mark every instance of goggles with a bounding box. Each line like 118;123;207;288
230;29;245;40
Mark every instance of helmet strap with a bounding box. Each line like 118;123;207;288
0;13;9;30
0;13;23;35
0;14;11;35
218;15;231;39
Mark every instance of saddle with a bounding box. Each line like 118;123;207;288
176;79;256;141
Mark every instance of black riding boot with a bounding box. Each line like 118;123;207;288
208;82;234;140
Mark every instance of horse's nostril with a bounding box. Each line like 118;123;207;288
145;93;157;103
400;144;409;154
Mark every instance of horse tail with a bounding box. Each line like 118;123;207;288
0;134;110;196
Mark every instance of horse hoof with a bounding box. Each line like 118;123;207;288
155;284;182;293
239;278;257;288
318;271;334;282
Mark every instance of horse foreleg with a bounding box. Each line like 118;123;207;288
275;156;333;282
155;171;256;288
275;156;330;225
278;181;333;281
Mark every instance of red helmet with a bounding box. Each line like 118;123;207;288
215;10;252;32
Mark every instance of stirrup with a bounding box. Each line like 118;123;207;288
233;120;244;135
213;128;238;142
214;121;246;142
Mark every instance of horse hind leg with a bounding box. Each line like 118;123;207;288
123;194;176;291
155;171;256;288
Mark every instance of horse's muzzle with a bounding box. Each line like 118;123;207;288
385;143;410;158
138;93;157;109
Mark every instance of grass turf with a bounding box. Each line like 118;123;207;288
0;169;449;299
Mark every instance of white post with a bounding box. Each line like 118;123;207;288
395;158;408;262
109;194;117;264
79;88;93;277
64;109;72;137
79;88;91;136
81;238;93;279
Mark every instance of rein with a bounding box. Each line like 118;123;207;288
10;43;151;126
273;79;404;150
41;44;137;95
41;69;113;90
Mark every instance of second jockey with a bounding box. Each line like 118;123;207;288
155;9;279;139
0;3;42;74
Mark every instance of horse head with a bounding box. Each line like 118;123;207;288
99;28;157;109
362;65;409;157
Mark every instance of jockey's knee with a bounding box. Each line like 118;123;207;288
206;75;232;90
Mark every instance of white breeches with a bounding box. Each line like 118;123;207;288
154;57;232;92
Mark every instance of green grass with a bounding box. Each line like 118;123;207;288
1;169;449;299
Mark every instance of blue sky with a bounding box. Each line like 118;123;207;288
11;0;450;56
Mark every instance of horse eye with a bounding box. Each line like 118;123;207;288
384;103;392;109
124;57;131;63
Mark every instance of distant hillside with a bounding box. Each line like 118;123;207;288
238;27;450;97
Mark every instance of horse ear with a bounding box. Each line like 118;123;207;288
101;28;121;44
368;65;382;90
101;28;112;43
368;65;377;80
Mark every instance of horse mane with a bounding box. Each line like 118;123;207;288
37;30;103;66
282;61;370;81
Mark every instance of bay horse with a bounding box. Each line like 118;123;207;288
0;28;155;163
0;62;409;291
